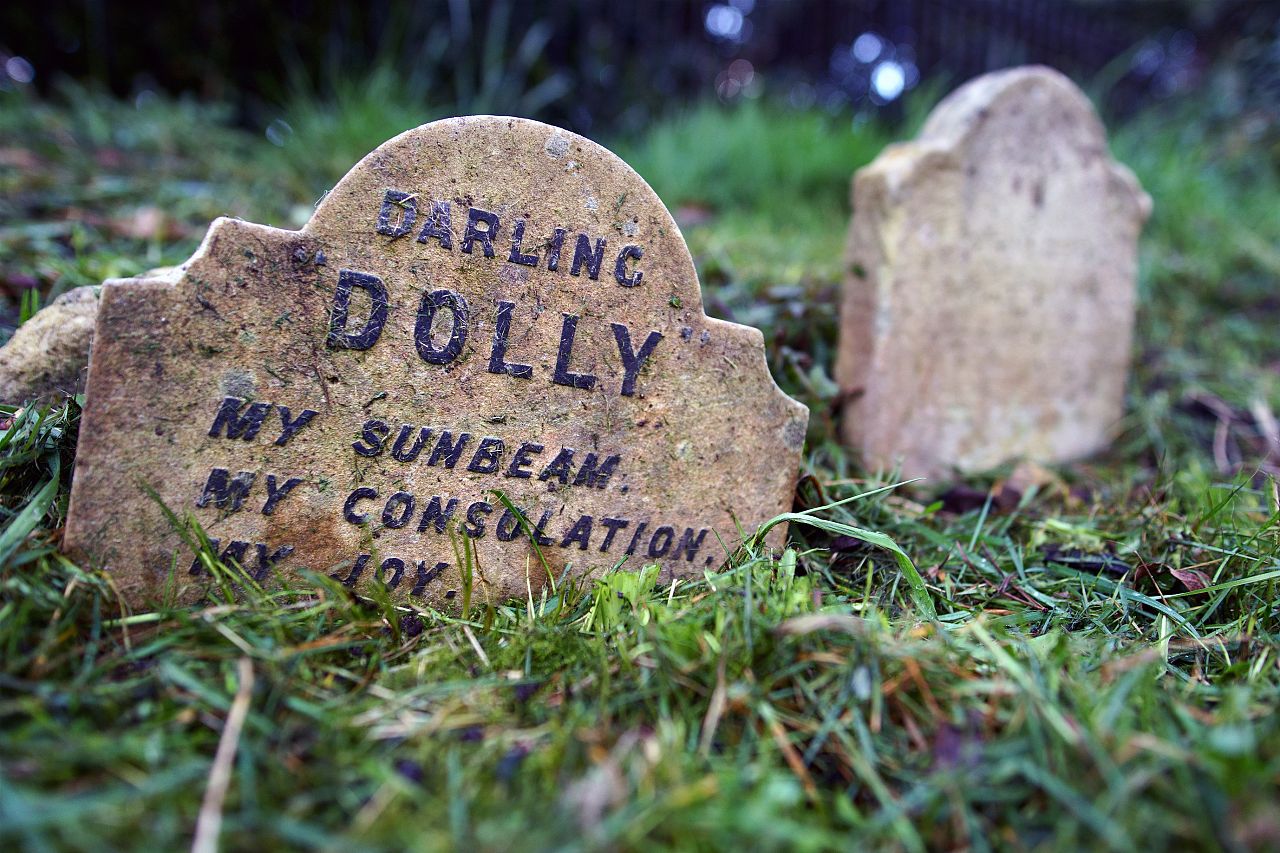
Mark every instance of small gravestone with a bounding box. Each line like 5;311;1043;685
64;117;808;606
835;66;1151;479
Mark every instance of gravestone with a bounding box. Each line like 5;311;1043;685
835;66;1151;479
64;116;808;607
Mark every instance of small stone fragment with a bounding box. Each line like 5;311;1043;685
0;267;178;405
0;287;100;404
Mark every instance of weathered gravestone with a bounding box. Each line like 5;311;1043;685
64;117;809;607
835;66;1151;479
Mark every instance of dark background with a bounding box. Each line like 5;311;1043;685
4;0;1278;133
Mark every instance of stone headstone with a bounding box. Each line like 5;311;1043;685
835;66;1151;479
64;117;808;607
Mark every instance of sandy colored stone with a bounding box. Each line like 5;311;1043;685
835;66;1151;480
64;116;808;608
0;268;178;405
0;286;101;404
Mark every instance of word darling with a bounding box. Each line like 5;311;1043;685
374;189;647;287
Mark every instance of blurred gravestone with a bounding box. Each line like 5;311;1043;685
64;116;808;607
836;66;1151;479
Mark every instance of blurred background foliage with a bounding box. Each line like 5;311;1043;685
6;0;1279;131
4;1;1279;146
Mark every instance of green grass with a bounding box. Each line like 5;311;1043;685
2;78;1280;851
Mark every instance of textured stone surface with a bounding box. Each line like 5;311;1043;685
0;286;100;404
64;116;808;608
835;66;1151;479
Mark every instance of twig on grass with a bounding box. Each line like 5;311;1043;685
192;657;255;853
462;624;490;668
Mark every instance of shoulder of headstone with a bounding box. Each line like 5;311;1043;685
703;316;810;424
852;137;958;202
1106;161;1154;224
153;217;296;283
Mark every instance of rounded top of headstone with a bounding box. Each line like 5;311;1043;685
306;115;706;315
920;66;1100;144
862;66;1151;223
